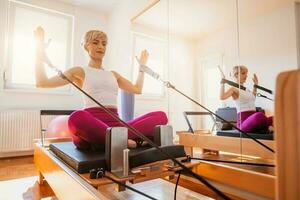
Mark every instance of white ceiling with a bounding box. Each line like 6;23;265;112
57;0;120;13
133;0;291;39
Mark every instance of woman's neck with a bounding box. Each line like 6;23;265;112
88;59;103;69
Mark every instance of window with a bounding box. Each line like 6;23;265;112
200;56;224;129
4;0;74;91
131;32;167;97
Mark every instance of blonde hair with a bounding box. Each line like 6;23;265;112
232;65;248;77
82;30;107;46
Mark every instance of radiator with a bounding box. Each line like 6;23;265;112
0;110;57;156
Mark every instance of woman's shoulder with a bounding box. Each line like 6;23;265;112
68;66;84;73
65;66;85;78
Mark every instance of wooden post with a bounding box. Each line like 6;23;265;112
275;69;300;200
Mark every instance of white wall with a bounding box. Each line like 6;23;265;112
195;2;298;115
0;0;108;110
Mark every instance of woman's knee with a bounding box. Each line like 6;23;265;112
68;110;90;132
152;111;168;124
69;110;87;121
252;112;267;121
249;112;269;130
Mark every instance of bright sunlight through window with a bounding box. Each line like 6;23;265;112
5;0;73;91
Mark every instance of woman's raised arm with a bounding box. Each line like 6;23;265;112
34;26;84;88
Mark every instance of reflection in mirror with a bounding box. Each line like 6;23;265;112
238;0;297;114
131;0;299;198
237;0;298;173
132;0;240;138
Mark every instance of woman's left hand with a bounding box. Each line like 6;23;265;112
252;73;258;85
138;50;149;66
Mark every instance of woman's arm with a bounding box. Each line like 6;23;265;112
34;26;84;88
113;50;148;94
112;71;144;94
35;61;84;88
220;83;239;100
252;73;258;95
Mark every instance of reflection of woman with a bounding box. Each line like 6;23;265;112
220;65;273;133
34;26;168;149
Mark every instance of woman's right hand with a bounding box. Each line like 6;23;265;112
252;73;258;85
34;26;51;64
34;26;44;44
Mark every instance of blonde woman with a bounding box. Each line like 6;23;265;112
35;27;167;149
220;66;273;133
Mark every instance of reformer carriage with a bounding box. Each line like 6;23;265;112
34;69;300;200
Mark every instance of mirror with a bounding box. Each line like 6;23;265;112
132;0;238;132
132;0;298;177
238;0;297;172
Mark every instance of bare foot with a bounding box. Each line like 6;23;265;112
128;139;137;148
268;126;274;133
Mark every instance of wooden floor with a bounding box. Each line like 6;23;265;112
0;156;55;200
0;156;212;200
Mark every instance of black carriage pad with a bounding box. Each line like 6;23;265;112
216;130;274;140
50;142;186;174
129;145;186;168
50;142;106;174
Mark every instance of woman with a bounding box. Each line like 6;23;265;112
34;27;167;149
220;65;273;133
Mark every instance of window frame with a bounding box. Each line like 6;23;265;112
3;0;75;94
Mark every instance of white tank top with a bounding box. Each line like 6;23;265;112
82;67;118;108
234;89;256;113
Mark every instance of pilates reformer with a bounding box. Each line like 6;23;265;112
34;58;234;199
176;108;275;199
33;51;299;200
34;57;277;200
38;122;274;200
35;125;195;198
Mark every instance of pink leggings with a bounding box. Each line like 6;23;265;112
68;107;168;149
237;111;273;133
